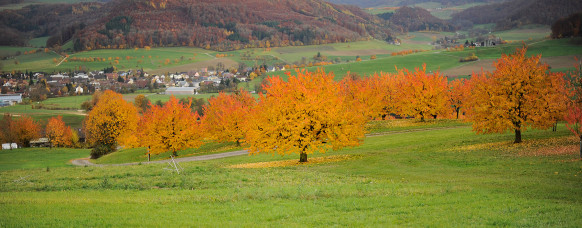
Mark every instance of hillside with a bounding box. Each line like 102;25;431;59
74;0;392;51
325;0;505;8
452;0;582;30
0;2;103;46
0;0;392;51
389;6;455;32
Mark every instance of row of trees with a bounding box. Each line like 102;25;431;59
49;46;579;161
0;114;78;148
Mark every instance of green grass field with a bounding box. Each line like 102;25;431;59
0;121;580;226
94;141;240;164
0;147;90;171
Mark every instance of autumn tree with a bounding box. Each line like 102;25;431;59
9;115;41;147
245;69;367;162
565;104;582;158
135;96;203;156
0;113;14;144
203;90;256;146
340;72;398;120
85;90;138;158
449;78;468;119
134;94;151;113
45;116;74;148
466;47;570;143
81;90;103;111
398;65;451;121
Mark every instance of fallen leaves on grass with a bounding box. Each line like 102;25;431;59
453;136;580;157
227;155;359;168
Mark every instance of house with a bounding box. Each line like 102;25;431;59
1;143;18;150
30;138;50;148
165;87;196;95
50;74;67;81
176;81;189;87
75;86;84;94
0;94;22;107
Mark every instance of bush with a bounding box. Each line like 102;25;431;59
460;53;479;62
90;143;116;159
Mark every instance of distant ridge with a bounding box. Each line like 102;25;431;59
451;0;582;30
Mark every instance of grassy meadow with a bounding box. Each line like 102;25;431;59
0;92;229;128
0;147;90;171
1;121;581;226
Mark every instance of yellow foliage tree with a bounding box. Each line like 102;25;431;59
398;65;451;121
85;90;138;158
466;47;570;143
245;69;367;162
136;96;203;156
45;116;73;148
203;90;256;146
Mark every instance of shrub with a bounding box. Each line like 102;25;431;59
460;53;479;62
90;143;116;159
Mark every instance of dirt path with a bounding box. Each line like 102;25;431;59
71;150;249;167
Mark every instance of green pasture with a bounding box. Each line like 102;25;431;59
28;36;50;48
228;40;431;67
0;50;61;73
0;46;215;73
428;2;490;20
493;25;551;42
36;95;92;109
0;147;90;171
0;105;86;128
1;40;433;73
364;8;395;15
64;47;214;72
0;121;580;226
442;38;582;60
261;50;462;82
244;37;581;91
94;141;240;164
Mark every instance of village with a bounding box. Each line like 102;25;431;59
0;64;283;106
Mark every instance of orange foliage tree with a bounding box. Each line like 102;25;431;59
45;116;74;148
203;90;256;146
340;72;397;120
134;94;150;113
9;115;41;147
0;113;14;144
449;78;469;119
398;65;451;121
85;90;139;158
466;47;570;143
245;69;367;162
565;104;582;158
136;96;203;156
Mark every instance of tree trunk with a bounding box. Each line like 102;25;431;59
579;138;582;159
172;149;177;157
299;152;307;163
514;129;522;143
456;109;459;119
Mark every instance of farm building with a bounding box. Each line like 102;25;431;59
165;87;196;95
0;94;22;107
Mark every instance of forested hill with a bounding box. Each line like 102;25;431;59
0;0;392;50
325;0;504;8
452;0;582;30
73;0;392;51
